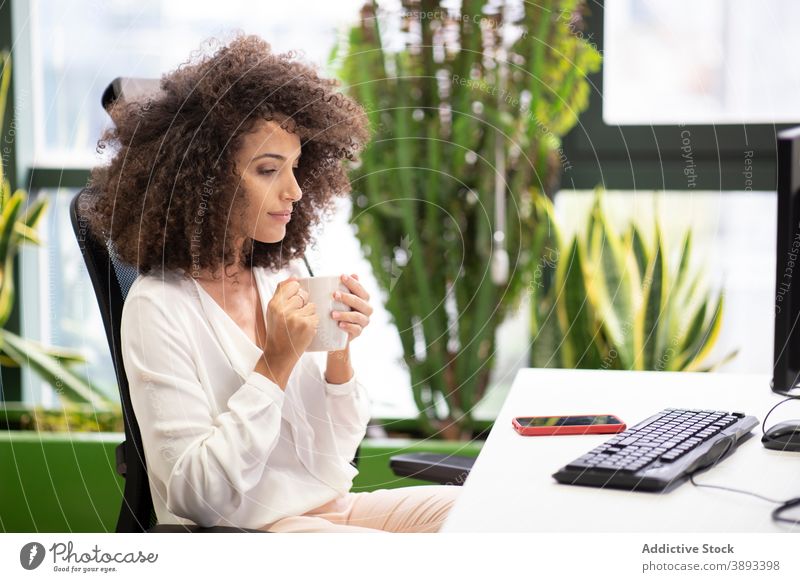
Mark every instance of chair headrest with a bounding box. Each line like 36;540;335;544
101;77;162;111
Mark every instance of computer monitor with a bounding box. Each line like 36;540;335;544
772;126;800;394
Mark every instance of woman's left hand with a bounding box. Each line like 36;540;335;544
330;273;373;346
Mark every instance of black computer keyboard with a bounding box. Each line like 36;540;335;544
552;408;759;492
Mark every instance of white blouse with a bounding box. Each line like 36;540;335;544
119;259;372;529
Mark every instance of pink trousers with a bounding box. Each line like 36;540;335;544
261;485;461;533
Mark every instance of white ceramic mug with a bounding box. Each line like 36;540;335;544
296;275;352;351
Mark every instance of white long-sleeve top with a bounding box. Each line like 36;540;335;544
119;259;371;529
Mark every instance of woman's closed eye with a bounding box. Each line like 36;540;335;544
258;166;300;176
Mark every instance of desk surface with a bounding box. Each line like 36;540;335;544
442;368;800;532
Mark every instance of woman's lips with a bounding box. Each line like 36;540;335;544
268;212;291;224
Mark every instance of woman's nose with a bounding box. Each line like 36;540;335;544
286;173;303;203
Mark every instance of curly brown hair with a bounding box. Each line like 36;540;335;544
86;34;369;277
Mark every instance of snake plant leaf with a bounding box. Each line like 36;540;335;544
531;298;562;368
0;329;112;409
662;229;694;312
0;338;87;367
651;223;689;368
584;188;603;249
692;348;740;372
0;52;8;142
668;261;713;365
529;193;562;335
530;202;562;364
669;299;707;371
585;205;640;367
663;265;704;359
638;233;666;370
38;343;90;367
630;224;650;281
683;293;726;372
556;239;602;367
0;255;14;327
1;174;7;211
21;195;48;230
0;177;10;214
674;230;692;284
13;222;42;246
0;189;24;262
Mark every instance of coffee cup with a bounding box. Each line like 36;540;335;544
296;275;352;351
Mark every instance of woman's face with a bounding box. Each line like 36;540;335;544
235;119;303;244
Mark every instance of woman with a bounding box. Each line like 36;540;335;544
86;35;459;532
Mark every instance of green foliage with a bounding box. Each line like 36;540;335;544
338;1;601;439
0;52;116;417
1;401;123;432
530;189;737;371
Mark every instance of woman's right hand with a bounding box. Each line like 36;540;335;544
255;277;318;390
263;277;319;360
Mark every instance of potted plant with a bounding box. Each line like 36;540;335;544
528;188;738;371
337;0;602;440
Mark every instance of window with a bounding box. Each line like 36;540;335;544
20;189;119;407
604;0;800;125
29;0;366;164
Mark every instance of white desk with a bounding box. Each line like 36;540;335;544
442;368;800;532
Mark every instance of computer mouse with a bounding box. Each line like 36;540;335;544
761;421;800;452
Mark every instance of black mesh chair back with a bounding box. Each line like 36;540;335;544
71;189;270;533
70;187;155;532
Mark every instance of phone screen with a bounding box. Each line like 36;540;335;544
516;415;620;427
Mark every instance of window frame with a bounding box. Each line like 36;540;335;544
560;0;796;192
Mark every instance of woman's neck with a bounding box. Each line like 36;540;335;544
196;264;253;285
193;238;254;285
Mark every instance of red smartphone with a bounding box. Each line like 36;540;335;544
512;414;626;436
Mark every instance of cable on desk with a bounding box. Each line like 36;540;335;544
689;474;785;505
761;393;800;438
772;497;800;525
686;410;800;526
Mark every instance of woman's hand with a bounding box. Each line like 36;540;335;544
330;273;373;346
264;277;317;357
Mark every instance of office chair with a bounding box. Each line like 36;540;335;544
68;78;475;533
70;188;258;532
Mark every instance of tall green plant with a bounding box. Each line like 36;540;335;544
530;189;737;371
0;53;114;410
337;1;601;439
